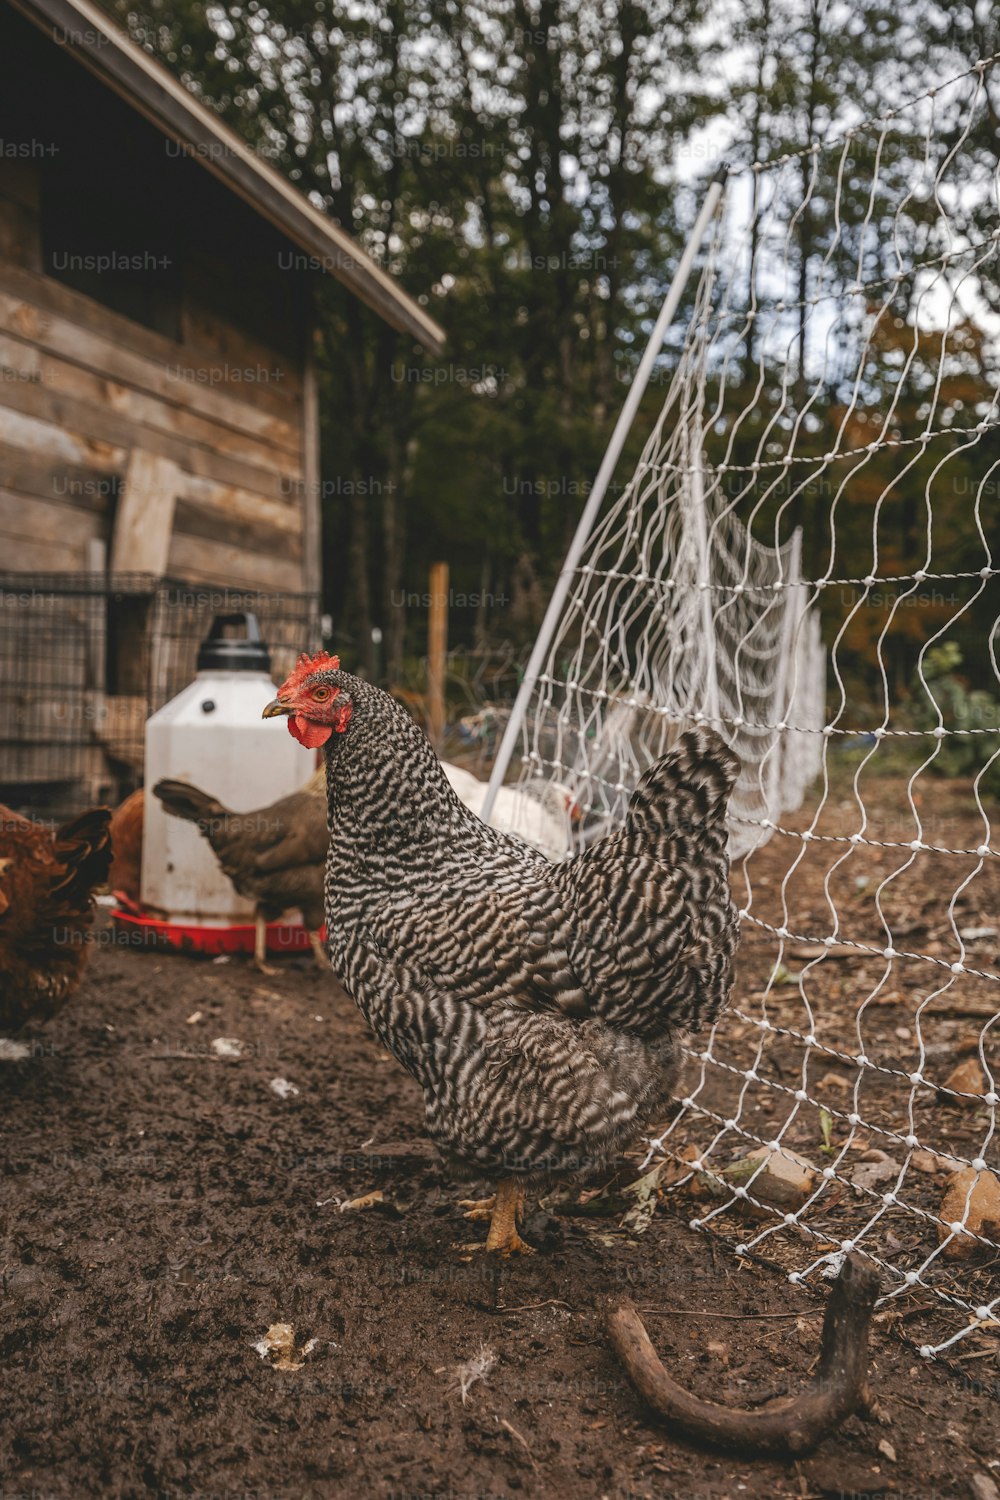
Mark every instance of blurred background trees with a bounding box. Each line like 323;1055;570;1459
98;0;1000;706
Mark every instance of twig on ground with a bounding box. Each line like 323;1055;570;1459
608;1251;881;1457
636;1307;821;1321
499;1417;538;1470
492;1299;576;1314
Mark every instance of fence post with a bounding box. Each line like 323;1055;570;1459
764;527;804;821
427;561;448;752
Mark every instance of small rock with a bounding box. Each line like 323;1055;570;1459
877;1438;897;1463
851;1154;900;1192
211;1037;245;1059
938;1166;1000;1259
912;1149;960;1175
943;1057;988;1101
971;1474;1000;1500
729;1144;817;1210
0;1039;31;1061
269;1077;300;1099
186;1010;203;1025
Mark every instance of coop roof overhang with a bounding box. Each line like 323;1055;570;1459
7;0;446;354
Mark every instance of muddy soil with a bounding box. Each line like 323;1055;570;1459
2;899;998;1499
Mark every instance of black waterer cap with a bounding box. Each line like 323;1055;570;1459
196;612;272;673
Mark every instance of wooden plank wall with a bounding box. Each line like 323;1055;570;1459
0;156;309;593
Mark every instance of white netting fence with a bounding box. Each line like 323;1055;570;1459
505;55;1000;1359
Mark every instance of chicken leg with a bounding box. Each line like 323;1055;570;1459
467;1178;534;1256
253;910;277;975
308;928;328;968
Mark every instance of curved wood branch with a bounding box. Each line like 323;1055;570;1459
608;1252;880;1457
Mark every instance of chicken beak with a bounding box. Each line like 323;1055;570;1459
262;698;293;719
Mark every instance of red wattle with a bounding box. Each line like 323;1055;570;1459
289;714;334;749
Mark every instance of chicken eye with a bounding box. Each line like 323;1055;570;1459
312;686;332;702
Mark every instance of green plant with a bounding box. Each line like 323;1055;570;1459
907;643;1000;775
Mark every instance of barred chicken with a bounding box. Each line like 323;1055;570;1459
152;767;328;969
441;761;578;861
0;805;112;1033
264;653;740;1255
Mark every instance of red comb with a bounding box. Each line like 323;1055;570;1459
277;650;341;697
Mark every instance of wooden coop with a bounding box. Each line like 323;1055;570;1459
0;0;444;813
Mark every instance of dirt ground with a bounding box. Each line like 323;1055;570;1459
2;878;999;1500
666;772;1000;1360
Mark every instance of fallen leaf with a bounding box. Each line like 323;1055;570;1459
251;1322;319;1370
912;1149;960;1176
790;942;863;960
817;1071;853;1093
620;1164;665;1236
938;1166;1000;1260
942;1057;988;1101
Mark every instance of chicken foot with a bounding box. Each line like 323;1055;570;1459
461;1179;534;1256
486;1179;534;1255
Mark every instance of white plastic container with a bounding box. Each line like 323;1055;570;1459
140;612;311;925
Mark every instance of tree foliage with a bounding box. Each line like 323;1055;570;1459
100;0;1000;704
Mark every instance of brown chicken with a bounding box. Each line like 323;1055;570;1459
151;767;328;968
0;804;113;1033
107;788;145;907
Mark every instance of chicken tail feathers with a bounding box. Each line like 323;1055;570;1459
627;728;740;840
152;779;228;831
50;807;113;901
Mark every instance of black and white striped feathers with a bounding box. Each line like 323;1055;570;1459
301;665;740;1183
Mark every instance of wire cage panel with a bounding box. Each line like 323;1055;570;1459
506;57;1000;1360
0;573;321;818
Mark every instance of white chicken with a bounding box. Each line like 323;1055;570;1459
441;762;576;862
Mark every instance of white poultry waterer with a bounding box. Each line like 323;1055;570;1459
115;612;316;955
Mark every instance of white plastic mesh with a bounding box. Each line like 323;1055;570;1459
509;57;1000;1359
